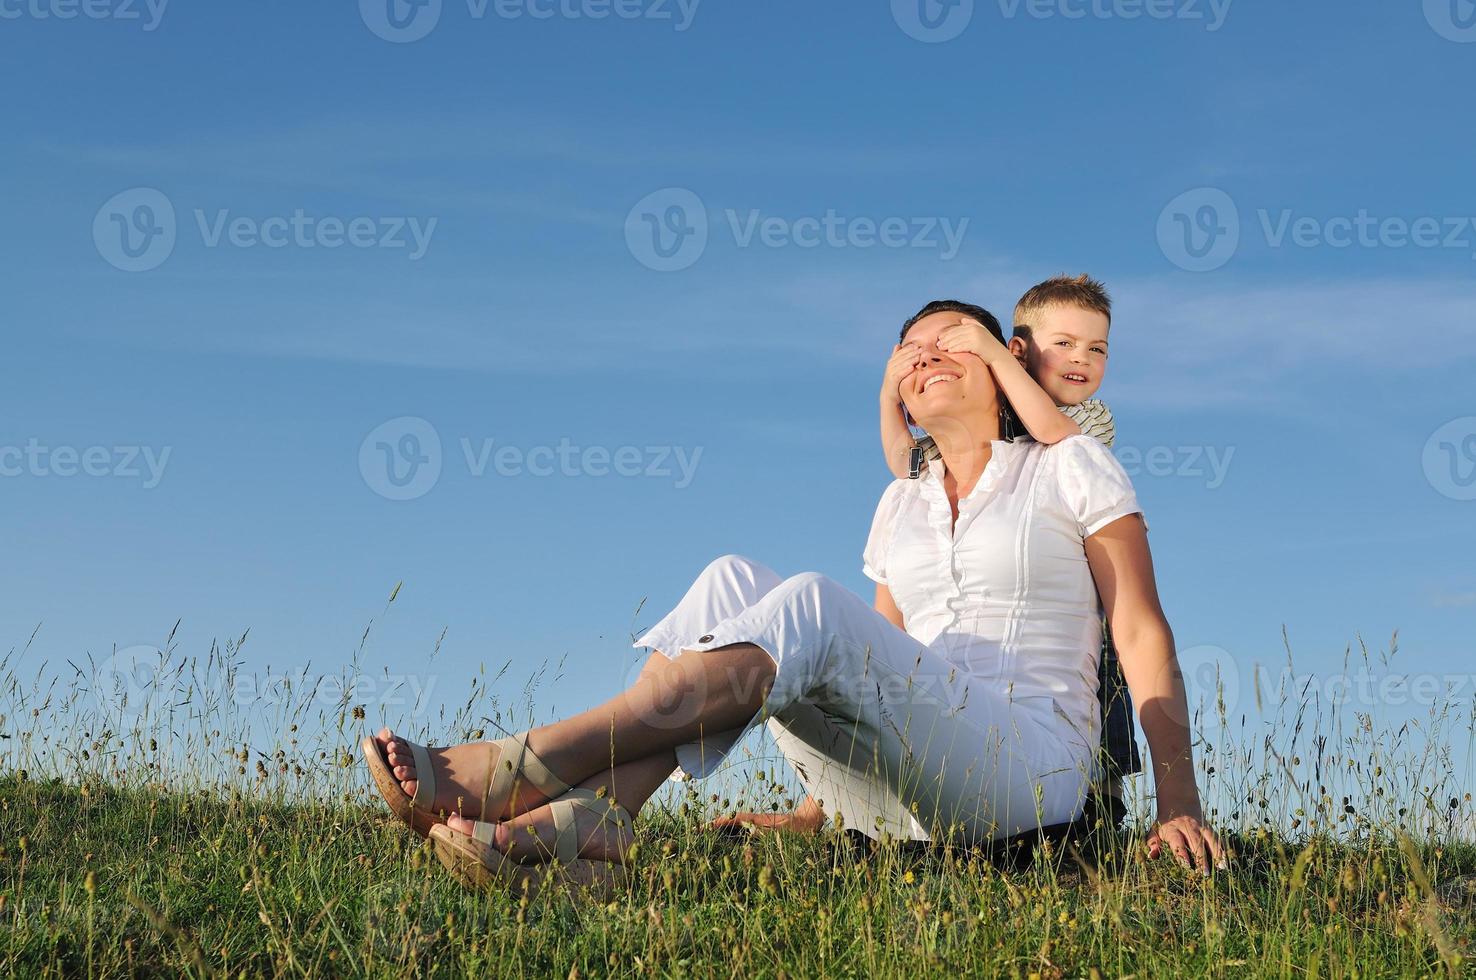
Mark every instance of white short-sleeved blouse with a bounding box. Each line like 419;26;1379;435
862;434;1145;754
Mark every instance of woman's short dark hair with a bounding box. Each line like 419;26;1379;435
899;300;1004;346
898;298;1020;444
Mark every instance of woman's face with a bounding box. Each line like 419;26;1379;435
897;311;1003;430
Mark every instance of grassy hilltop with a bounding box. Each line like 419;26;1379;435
3;771;1475;978
3;629;1476;976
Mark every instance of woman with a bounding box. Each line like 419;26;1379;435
362;299;1225;894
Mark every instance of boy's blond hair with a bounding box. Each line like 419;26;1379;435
1013;274;1112;340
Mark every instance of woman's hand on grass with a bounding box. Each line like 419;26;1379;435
1147;808;1228;874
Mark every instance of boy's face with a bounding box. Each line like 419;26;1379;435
1009;304;1110;407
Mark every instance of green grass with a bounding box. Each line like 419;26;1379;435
3;770;1474;978
4;621;1476;976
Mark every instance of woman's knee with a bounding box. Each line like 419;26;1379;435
696;554;784;597
701;554;766;580
770;571;856;612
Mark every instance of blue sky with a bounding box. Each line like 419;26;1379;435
3;1;1474;805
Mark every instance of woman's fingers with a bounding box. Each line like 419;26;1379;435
1183;825;1210;872
1150;818;1226;874
1160;826;1190;868
1202;824;1229;868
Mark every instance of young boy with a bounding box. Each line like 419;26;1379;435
877;275;1142;815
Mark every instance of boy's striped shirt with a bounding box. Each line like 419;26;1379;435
911;398;1116;463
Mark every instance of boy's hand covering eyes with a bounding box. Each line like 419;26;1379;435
881;342;923;407
936;320;1009;365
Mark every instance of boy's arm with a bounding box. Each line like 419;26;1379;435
880;401;914;479
982;350;1081;444
880;343;921;479
937;322;1079;444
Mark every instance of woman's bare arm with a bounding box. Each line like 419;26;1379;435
1085;513;1227;872
874;583;905;631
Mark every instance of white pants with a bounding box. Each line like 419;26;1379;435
633;555;1094;843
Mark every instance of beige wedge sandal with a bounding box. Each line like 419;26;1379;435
429;788;636;894
361;731;575;838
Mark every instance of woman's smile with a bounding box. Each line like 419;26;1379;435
920;370;962;392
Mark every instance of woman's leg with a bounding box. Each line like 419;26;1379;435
448;652;681;862
433;565;1092;864
518;640;777;798
387;556;784;829
628;570;1094;844
428;644;779;860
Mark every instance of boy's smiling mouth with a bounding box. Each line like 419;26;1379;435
1062;373;1089;385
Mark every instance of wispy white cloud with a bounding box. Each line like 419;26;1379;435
70;262;1476;409
34;112;993;200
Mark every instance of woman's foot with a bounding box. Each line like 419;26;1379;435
709;797;827;836
373;728;564;822
443;791;635;865
429;821;629;901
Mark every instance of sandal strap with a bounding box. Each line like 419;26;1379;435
407;740;437;811
468;819;498;848
482;732;572;817
550;788;635;864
